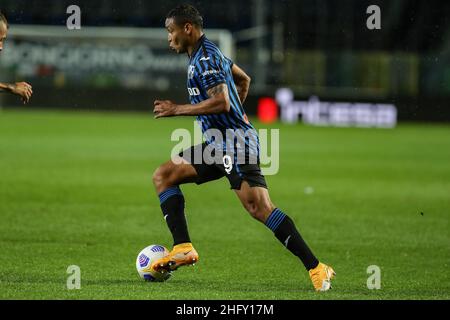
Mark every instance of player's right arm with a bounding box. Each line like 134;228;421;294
231;64;251;104
153;83;230;118
0;81;33;104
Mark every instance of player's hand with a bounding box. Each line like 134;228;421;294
153;100;178;119
9;82;33;104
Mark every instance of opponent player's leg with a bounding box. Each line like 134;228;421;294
234;181;335;291
150;156;199;272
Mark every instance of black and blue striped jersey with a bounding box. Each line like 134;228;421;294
186;35;259;162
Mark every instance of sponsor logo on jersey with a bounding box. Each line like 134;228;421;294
201;69;220;77
188;87;201;96
188;65;195;79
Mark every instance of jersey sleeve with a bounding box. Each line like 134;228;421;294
196;52;227;91
224;56;234;68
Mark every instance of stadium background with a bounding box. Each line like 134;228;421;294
0;0;449;121
0;0;449;300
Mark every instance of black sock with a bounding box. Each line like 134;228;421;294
265;208;319;270
158;186;191;246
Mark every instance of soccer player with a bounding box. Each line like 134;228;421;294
150;4;335;291
0;11;33;104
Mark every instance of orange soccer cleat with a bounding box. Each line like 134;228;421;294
309;262;336;292
150;242;199;273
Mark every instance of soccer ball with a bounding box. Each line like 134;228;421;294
136;244;172;282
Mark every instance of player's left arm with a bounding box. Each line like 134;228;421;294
231;63;251;104
153;83;230;118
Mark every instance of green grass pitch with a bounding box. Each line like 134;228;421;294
0;109;449;300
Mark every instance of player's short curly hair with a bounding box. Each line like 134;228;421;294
0;11;8;28
166;4;203;29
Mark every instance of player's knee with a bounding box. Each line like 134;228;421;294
152;167;163;188
246;204;261;221
152;165;172;191
244;200;273;223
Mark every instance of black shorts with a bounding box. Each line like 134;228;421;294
179;143;267;190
